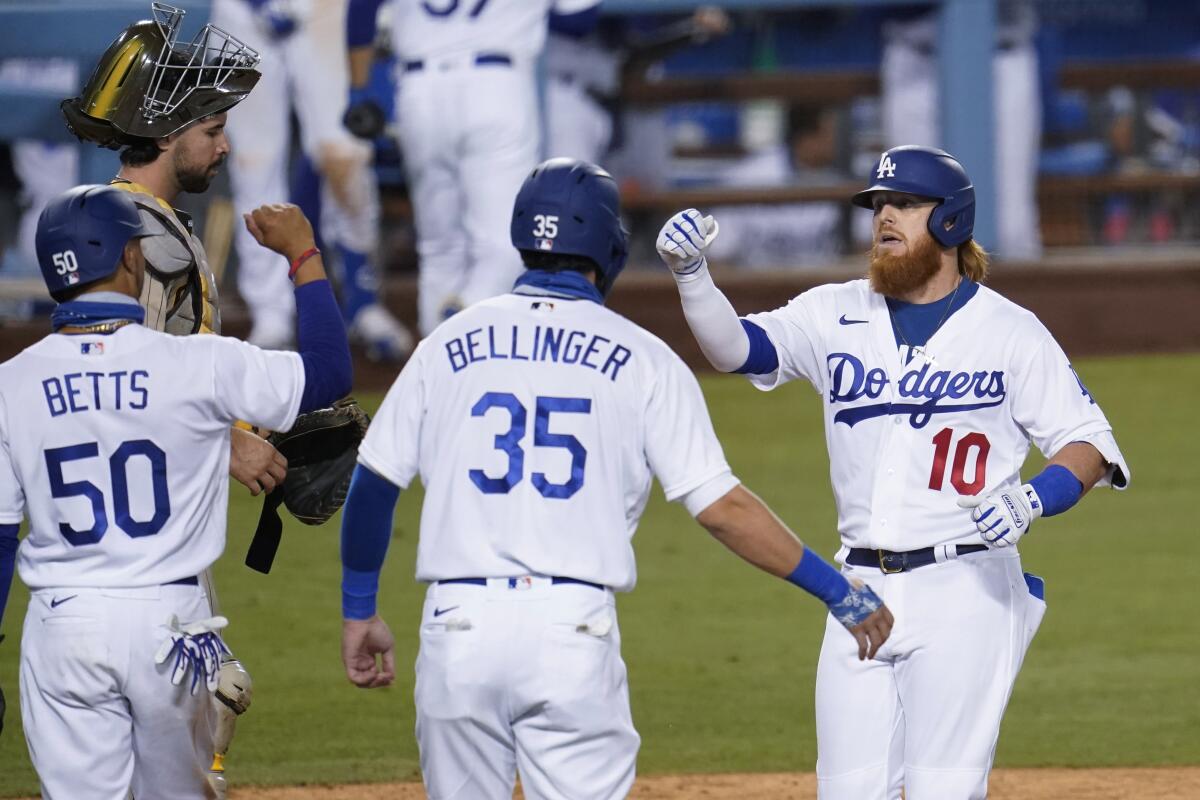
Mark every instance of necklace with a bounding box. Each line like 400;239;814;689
888;276;962;364
58;319;136;335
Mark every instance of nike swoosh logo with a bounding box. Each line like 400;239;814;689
433;606;460;618
50;595;78;609
839;315;869;325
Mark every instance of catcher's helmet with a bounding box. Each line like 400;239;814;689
511;158;629;296
62;3;260;149
36;185;151;301
851;145;975;248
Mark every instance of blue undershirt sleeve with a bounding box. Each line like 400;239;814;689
295;280;352;414
340;465;400;620
548;6;601;38
733;319;781;375
0;523;18;631
346;0;384;48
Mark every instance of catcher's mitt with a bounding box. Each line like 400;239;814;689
246;397;370;574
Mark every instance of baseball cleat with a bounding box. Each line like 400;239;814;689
350;303;415;363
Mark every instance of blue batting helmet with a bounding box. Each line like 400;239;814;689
851;145;975;248
36;185;150;301
511;158;629;296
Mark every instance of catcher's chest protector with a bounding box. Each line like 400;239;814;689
111;180;221;335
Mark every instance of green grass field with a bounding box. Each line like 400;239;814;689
1;353;1198;795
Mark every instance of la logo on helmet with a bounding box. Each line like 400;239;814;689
876;153;897;179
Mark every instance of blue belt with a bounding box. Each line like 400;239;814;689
164;575;199;586
847;544;988;574
403;53;511;73
440;576;605;591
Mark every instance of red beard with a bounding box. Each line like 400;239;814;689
868;233;943;298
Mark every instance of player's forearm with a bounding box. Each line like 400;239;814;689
295;280;353;413
1045;441;1107;497
348;46;375;90
697;485;806;578
341;464;400;619
673;265;751;372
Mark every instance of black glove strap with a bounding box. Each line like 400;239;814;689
246;487;287;574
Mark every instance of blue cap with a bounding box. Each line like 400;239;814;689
511;158;629;296
36;185;150;301
851;145;976;247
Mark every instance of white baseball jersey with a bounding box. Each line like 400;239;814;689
359;291;736;592
744;279;1129;555
389;0;599;62
0;325;303;589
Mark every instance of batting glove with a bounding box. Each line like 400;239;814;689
656;209;719;280
958;484;1043;548
253;0;297;40
154;615;231;695
343;87;387;140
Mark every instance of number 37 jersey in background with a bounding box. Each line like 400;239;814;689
359;293;735;592
0;326;304;589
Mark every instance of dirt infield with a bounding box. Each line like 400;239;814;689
229;767;1200;800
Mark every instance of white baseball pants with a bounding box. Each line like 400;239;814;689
814;550;1045;800
19;584;218;800
415;577;639;799
396;58;539;335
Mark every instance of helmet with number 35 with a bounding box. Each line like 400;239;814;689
511;158;629;297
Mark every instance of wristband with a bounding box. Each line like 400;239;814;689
785;548;850;607
289;247;321;279
1026;464;1083;517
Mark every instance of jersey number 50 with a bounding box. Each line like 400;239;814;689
45;439;170;546
470;392;590;499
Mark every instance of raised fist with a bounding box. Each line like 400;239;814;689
656;208;719;278
243;203;316;262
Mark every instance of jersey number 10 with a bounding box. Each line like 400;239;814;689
928;427;990;495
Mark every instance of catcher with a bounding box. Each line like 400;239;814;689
59;4;367;795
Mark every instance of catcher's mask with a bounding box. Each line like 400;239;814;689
62;2;260;150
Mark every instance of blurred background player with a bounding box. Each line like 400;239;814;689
345;0;601;338
335;158;892;797
210;0;413;360
542;5;731;166
0;184;350;800
879;0;1042;260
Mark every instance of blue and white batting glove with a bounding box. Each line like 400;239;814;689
958;484;1043;548
154;615;231;695
250;0;297;40
656;208;719;280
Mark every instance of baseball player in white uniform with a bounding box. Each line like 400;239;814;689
0;184;351;799
657;145;1129;800
347;0;601;337
335;158;894;798
210;0;413;359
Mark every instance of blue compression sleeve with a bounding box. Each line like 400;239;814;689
346;0;384;48
1028;464;1084;517
548;6;601;38
734;319;780;375
341;465;400;620
785;548;850;606
0;524;18;631
295;280;352;413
